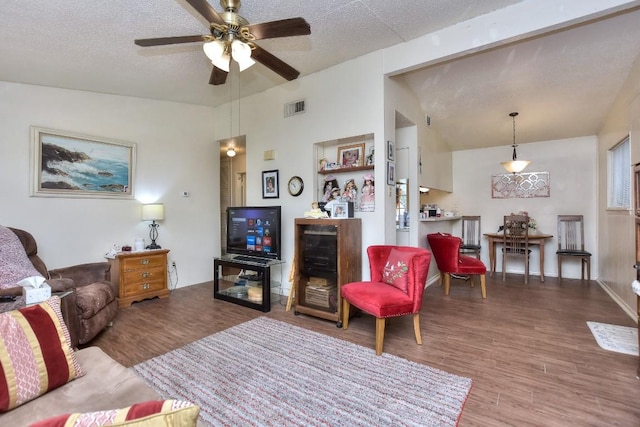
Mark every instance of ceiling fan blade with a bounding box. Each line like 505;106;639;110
209;67;228;86
185;0;225;25
247;18;311;40
251;44;300;81
135;35;207;47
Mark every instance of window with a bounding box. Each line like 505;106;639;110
608;137;630;209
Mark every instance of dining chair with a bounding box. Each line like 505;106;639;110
557;215;591;281
427;233;487;298
341;245;431;356
502;214;531;284
460;216;482;259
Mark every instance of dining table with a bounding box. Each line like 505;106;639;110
483;231;554;282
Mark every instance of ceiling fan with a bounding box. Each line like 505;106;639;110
135;0;311;86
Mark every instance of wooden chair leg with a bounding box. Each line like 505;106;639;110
502;254;506;282
586;257;591;281
439;272;444;287
479;274;486;299
375;317;386;355
558;255;563;282
444;273;451;295
413;313;422;345
342;299;350;330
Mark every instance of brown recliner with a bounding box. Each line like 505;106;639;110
1;227;118;346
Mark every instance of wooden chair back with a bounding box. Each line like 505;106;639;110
460;216;481;258
557;215;585;252
502;214;530;283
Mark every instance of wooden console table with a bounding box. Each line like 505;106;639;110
484;232;553;282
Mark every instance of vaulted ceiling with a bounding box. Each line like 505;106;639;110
2;0;639;151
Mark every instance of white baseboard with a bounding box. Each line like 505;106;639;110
597;279;637;322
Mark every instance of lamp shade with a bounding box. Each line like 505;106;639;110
141;203;164;221
501;160;530;174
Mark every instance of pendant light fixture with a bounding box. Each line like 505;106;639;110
501;112;530;174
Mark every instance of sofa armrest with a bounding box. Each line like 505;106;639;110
49;262;111;287
0;278;74;297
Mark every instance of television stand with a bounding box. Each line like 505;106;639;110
213;257;283;312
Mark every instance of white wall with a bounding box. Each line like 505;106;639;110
211;53;390;291
0;82;219;288
597;51;640;318
449;137;598;279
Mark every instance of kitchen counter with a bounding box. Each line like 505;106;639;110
420;216;462;222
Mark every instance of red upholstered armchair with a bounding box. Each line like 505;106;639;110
341;245;432;356
427;233;487;299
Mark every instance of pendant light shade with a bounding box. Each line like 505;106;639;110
501;112;530;173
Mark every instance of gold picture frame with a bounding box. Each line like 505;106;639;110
337;143;365;168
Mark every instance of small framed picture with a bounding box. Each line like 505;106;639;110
262;169;279;199
387;161;395;186
386;140;395;161
331;202;348;218
337;143;365;168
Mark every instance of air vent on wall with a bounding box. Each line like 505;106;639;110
284;99;306;117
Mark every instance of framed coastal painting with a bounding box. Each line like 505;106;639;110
30;127;136;198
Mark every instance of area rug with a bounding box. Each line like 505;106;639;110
131;317;472;427
587;321;639;356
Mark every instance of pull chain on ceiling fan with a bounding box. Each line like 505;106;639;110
134;0;311;86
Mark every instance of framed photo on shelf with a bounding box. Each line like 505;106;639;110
30;126;135;199
337;143;365;168
387;161;395;186
386;140;395;161
262;169;279;199
331;202;348;218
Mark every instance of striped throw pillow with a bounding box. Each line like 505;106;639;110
29;400;200;427
0;296;85;412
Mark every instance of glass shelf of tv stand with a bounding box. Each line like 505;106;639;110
213;257;284;313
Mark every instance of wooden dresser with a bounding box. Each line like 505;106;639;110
110;249;170;308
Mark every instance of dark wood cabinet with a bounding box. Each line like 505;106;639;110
293;218;361;326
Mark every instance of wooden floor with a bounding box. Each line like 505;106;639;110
91;274;640;427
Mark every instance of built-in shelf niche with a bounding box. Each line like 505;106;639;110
314;133;375;208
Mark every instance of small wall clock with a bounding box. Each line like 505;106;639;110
287;176;304;196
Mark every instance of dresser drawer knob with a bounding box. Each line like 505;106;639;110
141;283;150;290
141;272;150;278
140;259;150;265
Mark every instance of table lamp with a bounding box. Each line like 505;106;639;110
141;203;164;249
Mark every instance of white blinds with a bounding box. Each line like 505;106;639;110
608;137;630;208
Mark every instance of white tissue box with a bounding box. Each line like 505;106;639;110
22;283;51;305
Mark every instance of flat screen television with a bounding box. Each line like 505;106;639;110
226;206;282;260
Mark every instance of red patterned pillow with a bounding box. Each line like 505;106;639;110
0;296;85;412
382;248;411;293
29;400;200;427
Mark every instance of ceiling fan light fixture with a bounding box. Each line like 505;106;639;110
231;40;255;71
203;40;224;61
204;40;231;72
227;147;237;157
212;52;231;72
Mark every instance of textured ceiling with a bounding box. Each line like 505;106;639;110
2;0;640;151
